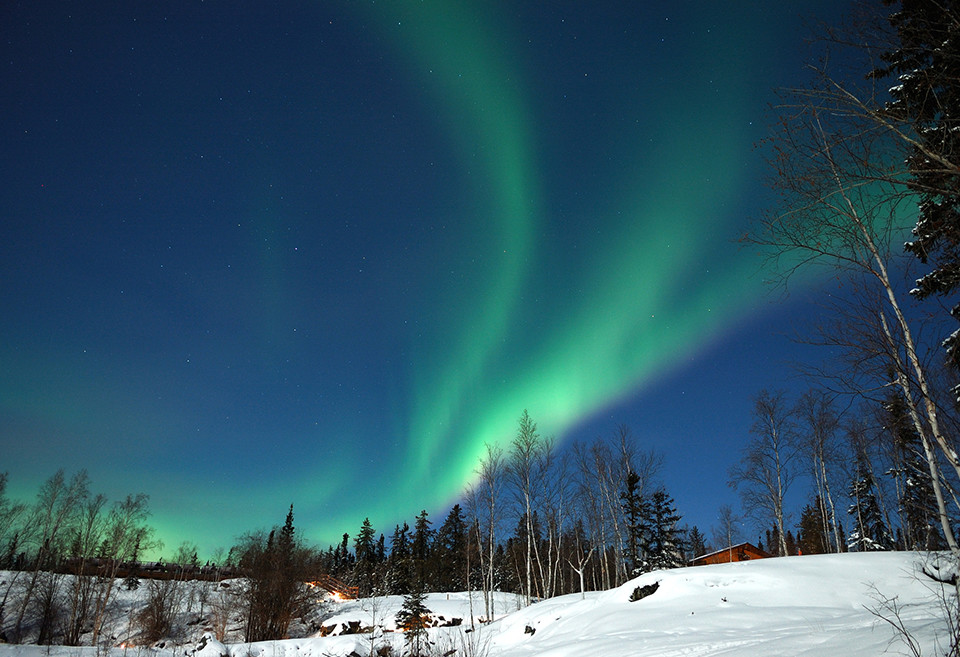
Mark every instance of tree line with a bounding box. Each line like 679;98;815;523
315;411;688;617
4;393;954;647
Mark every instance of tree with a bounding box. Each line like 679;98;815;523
884;391;943;549
395;587;431;657
744;8;960;554
353;517;380;597
435;505;467;592
12;470;90;643
565;519;595;599
411;510;434;591
872;1;960;371
848;448;894;552
242;505;311;642
646;489;686;571
730;390;797;556
387;522;412;595
794;390;843;552
619;470;650;576
0;473;26;569
687;526;707;561
711;504;744;563
506;409;548;605
571;426;660;589
797;497;830;555
466;442;504;621
90;493;154;646
64;493;108;646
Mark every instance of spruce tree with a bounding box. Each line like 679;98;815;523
885;392;942;549
872;0;960;370
785;530;798;556
647;489;686;571
435;504;467;592
620;470;651;576
687;526;707;560
354;518;379;596
395;587;431;657
387;523;412;595
411;510;434;591
848;452;893;552
798;497;829;555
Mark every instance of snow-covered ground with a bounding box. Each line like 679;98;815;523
1;552;957;656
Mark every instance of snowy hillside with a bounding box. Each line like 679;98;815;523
1;552;957;656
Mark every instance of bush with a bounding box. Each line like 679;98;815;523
629;581;659;602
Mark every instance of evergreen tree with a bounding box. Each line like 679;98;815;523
395;587;432;657
687;526;707;560
848;457;894;552
493;543;514;594
797;497;829;555
885;392;942;549
620;470;651;576
435;504;467;591
376;533;386;563
387;523;412;595
785;530;798;556
646;489;686;571
411;510;434;590
872;0;960;370
354;518;379;596
505;513;542;597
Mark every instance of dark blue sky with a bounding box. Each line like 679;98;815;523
2;0;858;554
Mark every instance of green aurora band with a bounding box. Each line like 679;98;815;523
0;0;807;556
338;1;772;531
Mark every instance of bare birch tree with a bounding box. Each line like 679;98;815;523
730;390;798;557
12;469;89;643
506;409;547;605
466;442;504;621
90;493;153;647
711;504;744;561
794;389;844;552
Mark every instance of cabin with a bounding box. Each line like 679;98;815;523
689;542;771;567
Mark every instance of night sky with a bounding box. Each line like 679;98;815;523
2;0;855;556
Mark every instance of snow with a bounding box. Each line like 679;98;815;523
2;552;957;657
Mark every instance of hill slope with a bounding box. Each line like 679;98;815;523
1;552;956;656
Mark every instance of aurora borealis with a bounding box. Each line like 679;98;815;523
1;0;851;554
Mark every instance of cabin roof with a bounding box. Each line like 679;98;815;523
690;541;771;564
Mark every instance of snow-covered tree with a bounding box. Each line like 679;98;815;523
885;393;943;550
848;453;894;552
395;587;431;657
646;489;686;571
384;523;408;595
872;0;960;373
